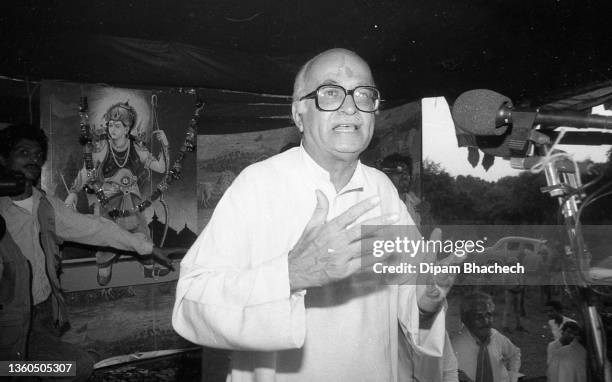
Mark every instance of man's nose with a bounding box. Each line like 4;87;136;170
339;94;357;114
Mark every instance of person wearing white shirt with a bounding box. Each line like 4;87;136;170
173;48;451;382
547;321;586;382
547;339;562;366
451;292;521;382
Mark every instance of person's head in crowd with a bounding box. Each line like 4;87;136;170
460;292;495;342
0;123;48;184
545;300;565;322
559;321;582;346
380;153;412;193
291;48;381;170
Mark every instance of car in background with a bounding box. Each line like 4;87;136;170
470;236;549;268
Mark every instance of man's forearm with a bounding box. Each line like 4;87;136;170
52;197;153;255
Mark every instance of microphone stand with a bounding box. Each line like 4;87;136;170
538;146;611;382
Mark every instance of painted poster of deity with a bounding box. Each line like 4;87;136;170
41;81;198;266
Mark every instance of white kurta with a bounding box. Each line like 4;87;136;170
172;146;445;382
547;340;587;382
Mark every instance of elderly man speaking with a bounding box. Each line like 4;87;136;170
173;48;449;382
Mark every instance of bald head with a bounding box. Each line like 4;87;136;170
292;49;373;102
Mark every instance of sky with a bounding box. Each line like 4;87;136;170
422;97;612;182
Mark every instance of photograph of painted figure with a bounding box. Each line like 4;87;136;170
65;101;171;285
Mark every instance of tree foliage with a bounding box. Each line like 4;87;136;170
421;158;612;225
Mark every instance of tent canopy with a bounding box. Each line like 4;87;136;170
2;0;612;100
2;0;612;129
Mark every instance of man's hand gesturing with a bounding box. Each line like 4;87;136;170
288;190;399;290
417;228;465;313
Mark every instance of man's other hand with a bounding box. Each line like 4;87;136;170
417;228;466;313
288;190;399;290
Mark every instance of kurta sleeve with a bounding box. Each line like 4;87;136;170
398;285;447;357
393;186;446;357
47;193;153;255
172;168;306;351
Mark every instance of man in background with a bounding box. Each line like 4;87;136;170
545;300;576;340
452;292;521;382
380;153;422;226
502;256;527;333
547;321;586;382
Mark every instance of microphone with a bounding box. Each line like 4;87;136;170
452;89;512;136
452;89;612;136
453;89;612;158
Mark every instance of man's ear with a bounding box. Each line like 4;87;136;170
291;102;305;133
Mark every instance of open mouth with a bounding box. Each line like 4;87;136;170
333;124;359;132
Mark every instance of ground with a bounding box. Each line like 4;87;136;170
64;282;228;382
64;282;574;381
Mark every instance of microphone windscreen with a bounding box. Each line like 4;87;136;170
452;89;512;136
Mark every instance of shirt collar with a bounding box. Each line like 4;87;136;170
298;143;365;194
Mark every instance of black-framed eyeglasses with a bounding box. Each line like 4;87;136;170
299;84;381;113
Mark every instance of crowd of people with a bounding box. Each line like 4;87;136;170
0;48;596;382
